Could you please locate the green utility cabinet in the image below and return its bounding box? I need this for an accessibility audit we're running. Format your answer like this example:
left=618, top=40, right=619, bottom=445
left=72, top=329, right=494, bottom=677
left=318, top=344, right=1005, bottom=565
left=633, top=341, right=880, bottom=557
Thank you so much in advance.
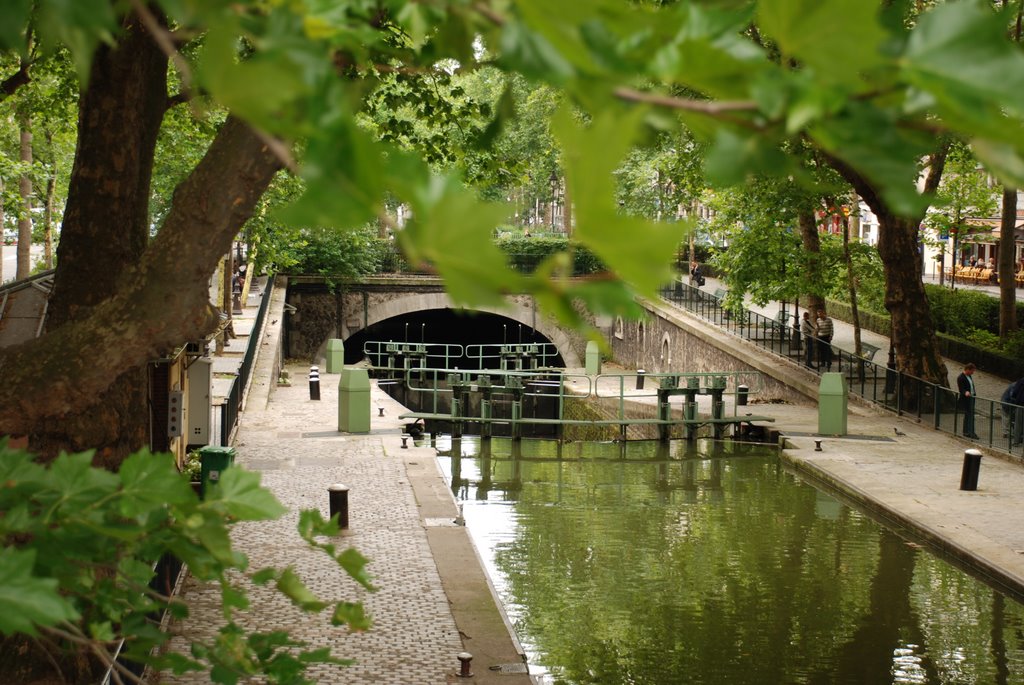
left=326, top=339, right=345, bottom=373
left=585, top=340, right=602, bottom=375
left=338, top=367, right=371, bottom=433
left=818, top=372, right=848, bottom=436
left=198, top=445, right=236, bottom=498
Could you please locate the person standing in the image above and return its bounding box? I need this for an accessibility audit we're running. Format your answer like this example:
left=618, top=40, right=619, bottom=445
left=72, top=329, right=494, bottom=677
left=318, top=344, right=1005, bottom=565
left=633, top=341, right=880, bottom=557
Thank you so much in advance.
left=800, top=311, right=816, bottom=368
left=1000, top=377, right=1024, bottom=445
left=690, top=261, right=705, bottom=286
left=957, top=362, right=979, bottom=439
left=815, top=308, right=834, bottom=371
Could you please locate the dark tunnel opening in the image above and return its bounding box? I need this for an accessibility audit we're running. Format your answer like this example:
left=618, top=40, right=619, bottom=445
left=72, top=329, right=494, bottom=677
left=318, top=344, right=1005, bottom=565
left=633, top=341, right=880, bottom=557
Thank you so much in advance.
left=343, top=308, right=565, bottom=370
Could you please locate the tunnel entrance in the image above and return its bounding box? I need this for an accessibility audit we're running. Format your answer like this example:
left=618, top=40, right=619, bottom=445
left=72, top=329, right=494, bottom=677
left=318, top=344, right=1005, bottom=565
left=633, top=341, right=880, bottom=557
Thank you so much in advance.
left=344, top=308, right=565, bottom=369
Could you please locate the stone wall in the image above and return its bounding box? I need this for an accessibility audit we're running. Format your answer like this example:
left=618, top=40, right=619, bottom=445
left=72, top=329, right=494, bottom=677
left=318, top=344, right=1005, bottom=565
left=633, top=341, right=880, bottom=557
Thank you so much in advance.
left=605, top=298, right=818, bottom=405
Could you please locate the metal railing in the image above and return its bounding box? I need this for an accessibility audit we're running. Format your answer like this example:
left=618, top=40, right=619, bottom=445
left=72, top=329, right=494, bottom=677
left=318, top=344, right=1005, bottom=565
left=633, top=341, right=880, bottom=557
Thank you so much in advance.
left=659, top=278, right=1024, bottom=456
left=219, top=277, right=275, bottom=445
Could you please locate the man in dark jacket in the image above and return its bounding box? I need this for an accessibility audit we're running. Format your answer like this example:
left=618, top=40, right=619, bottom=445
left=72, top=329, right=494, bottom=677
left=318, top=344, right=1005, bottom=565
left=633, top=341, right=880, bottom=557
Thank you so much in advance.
left=1000, top=377, right=1024, bottom=445
left=957, top=363, right=979, bottom=439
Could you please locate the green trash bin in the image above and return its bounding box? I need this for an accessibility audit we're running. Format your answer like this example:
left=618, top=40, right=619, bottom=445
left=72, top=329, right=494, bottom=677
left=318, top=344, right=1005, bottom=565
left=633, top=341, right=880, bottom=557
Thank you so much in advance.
left=338, top=367, right=371, bottom=433
left=199, top=445, right=236, bottom=498
left=326, top=339, right=344, bottom=373
left=818, top=372, right=848, bottom=436
left=585, top=340, right=602, bottom=375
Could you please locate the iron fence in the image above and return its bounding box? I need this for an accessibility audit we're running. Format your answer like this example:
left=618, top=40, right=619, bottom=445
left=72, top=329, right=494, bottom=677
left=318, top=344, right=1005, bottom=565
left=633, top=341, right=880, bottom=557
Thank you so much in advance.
left=219, top=277, right=275, bottom=445
left=659, top=278, right=1024, bottom=457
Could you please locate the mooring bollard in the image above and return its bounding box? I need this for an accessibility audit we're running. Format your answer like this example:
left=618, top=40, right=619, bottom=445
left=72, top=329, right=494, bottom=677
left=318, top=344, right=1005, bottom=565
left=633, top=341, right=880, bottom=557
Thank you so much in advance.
left=328, top=483, right=350, bottom=529
left=309, top=365, right=320, bottom=400
left=960, top=448, right=982, bottom=491
left=737, top=384, right=749, bottom=406
left=636, top=369, right=646, bottom=390
left=401, top=436, right=408, bottom=449
left=456, top=652, right=473, bottom=678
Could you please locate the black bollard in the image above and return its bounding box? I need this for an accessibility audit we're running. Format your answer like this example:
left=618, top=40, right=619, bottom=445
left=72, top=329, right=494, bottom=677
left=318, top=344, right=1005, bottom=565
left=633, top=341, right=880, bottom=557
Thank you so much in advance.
left=960, top=449, right=982, bottom=491
left=636, top=369, right=646, bottom=390
left=328, top=483, right=350, bottom=529
left=309, top=365, right=320, bottom=400
left=737, top=384, right=749, bottom=406
left=456, top=652, right=473, bottom=678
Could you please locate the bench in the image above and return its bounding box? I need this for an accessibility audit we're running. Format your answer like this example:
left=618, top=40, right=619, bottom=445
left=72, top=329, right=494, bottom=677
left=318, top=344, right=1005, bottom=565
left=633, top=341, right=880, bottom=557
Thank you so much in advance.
left=829, top=341, right=882, bottom=371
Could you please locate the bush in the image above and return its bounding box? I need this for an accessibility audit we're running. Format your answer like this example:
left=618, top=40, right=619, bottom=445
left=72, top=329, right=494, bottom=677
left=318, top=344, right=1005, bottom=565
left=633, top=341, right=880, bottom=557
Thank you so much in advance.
left=495, top=236, right=607, bottom=275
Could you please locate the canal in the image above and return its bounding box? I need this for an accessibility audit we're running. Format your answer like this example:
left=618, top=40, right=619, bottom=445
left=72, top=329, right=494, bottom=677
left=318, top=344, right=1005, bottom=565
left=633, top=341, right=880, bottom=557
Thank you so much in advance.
left=435, top=436, right=1024, bottom=684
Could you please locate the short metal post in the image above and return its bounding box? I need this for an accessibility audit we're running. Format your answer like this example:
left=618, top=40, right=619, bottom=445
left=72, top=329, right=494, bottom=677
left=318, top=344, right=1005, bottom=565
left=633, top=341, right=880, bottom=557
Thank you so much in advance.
left=457, top=652, right=473, bottom=678
left=737, top=384, right=749, bottom=406
left=328, top=483, right=350, bottom=529
left=378, top=406, right=384, bottom=417
left=636, top=369, right=646, bottom=390
left=401, top=437, right=408, bottom=449
left=309, top=365, right=320, bottom=400
left=960, top=449, right=982, bottom=491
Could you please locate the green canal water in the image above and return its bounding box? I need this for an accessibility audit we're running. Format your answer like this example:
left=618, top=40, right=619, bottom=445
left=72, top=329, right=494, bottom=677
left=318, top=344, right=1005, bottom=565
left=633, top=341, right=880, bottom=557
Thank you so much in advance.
left=435, top=436, right=1024, bottom=684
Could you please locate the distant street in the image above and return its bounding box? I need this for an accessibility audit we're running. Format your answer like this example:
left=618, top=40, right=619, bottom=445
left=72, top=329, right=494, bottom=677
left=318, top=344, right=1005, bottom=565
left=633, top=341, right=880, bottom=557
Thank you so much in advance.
left=1, top=244, right=46, bottom=284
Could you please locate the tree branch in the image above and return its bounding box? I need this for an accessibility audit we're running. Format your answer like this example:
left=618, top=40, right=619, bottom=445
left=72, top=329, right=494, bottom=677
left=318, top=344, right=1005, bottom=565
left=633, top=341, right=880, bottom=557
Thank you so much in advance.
left=0, top=117, right=283, bottom=436
left=0, top=62, right=32, bottom=99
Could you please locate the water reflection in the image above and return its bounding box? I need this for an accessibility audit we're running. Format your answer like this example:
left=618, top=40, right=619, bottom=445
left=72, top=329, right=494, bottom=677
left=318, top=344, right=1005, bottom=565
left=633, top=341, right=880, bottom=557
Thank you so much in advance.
left=436, top=437, right=1024, bottom=684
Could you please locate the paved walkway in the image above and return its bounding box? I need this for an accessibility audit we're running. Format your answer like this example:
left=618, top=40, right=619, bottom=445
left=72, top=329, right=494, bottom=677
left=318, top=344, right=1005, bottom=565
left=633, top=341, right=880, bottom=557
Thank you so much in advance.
left=158, top=282, right=530, bottom=685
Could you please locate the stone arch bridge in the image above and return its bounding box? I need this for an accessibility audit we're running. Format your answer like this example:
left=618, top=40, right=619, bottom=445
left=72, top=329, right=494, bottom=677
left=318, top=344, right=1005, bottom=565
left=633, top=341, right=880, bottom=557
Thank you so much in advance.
left=283, top=275, right=587, bottom=368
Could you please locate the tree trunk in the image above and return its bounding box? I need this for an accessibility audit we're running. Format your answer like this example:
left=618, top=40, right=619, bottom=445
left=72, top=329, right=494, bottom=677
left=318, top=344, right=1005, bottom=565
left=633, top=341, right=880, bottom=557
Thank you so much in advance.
left=42, top=129, right=56, bottom=269
left=797, top=210, right=825, bottom=314
left=841, top=213, right=862, bottom=355
left=16, top=113, right=32, bottom=279
left=829, top=152, right=949, bottom=385
left=999, top=188, right=1018, bottom=337
left=2, top=11, right=283, bottom=461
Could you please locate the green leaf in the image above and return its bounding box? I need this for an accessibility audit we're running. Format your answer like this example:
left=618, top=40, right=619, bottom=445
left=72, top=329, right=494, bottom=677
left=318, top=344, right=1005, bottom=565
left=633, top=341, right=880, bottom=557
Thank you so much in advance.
left=275, top=568, right=328, bottom=612
left=704, top=128, right=791, bottom=187
left=0, top=548, right=78, bottom=635
left=552, top=106, right=685, bottom=295
left=34, top=0, right=117, bottom=84
left=0, top=0, right=30, bottom=51
left=972, top=138, right=1024, bottom=190
left=758, top=0, right=885, bottom=86
left=47, top=450, right=120, bottom=508
left=210, top=468, right=287, bottom=521
left=396, top=173, right=522, bottom=307
left=118, top=449, right=194, bottom=517
left=336, top=548, right=376, bottom=591
left=331, top=601, right=372, bottom=631
left=903, top=2, right=1024, bottom=119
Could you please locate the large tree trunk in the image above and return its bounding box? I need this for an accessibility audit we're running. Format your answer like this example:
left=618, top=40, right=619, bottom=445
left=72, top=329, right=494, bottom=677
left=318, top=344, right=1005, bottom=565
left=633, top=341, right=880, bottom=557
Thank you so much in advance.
left=0, top=11, right=283, bottom=463
left=16, top=112, right=32, bottom=279
left=999, top=188, right=1018, bottom=337
left=829, top=153, right=949, bottom=385
left=29, top=11, right=169, bottom=464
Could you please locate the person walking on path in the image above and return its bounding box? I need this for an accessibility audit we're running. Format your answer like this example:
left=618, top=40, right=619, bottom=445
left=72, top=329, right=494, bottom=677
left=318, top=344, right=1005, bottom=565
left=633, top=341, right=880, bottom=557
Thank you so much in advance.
left=957, top=362, right=980, bottom=439
left=1000, top=377, right=1024, bottom=445
left=800, top=311, right=816, bottom=369
left=815, top=308, right=834, bottom=371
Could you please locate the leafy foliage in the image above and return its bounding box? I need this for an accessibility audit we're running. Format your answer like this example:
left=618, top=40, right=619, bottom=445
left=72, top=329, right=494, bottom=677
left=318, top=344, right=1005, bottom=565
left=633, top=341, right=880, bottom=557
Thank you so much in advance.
left=0, top=441, right=373, bottom=683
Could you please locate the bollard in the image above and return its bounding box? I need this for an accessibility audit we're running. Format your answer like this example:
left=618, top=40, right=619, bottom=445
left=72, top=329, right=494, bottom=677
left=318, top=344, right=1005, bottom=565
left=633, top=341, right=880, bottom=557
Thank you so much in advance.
left=328, top=483, right=350, bottom=529
left=960, top=449, right=982, bottom=491
left=378, top=406, right=385, bottom=417
left=309, top=365, right=321, bottom=400
left=636, top=369, right=646, bottom=390
left=814, top=440, right=822, bottom=452
left=401, top=436, right=408, bottom=449
left=737, top=384, right=749, bottom=406
left=456, top=652, right=473, bottom=678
